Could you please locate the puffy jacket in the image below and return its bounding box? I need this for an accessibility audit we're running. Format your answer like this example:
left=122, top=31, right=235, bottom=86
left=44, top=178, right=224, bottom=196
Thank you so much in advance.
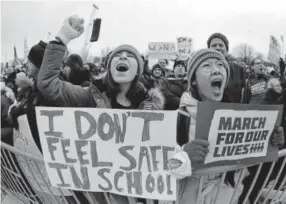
left=223, top=57, right=250, bottom=103
left=38, top=43, right=165, bottom=110
left=167, top=78, right=188, bottom=99
left=37, top=43, right=169, bottom=204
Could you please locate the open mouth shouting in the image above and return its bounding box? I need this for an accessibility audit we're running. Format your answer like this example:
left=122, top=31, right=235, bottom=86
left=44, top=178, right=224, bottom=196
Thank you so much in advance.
left=210, top=76, right=223, bottom=94
left=116, top=63, right=129, bottom=72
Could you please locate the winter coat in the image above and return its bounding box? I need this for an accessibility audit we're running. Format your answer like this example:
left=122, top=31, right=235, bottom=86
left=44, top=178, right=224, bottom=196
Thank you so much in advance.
left=176, top=92, right=246, bottom=204
left=139, top=74, right=180, bottom=110
left=223, top=57, right=250, bottom=103
left=167, top=78, right=188, bottom=99
left=239, top=83, right=285, bottom=204
left=38, top=44, right=165, bottom=110
left=1, top=82, right=41, bottom=203
left=9, top=74, right=56, bottom=153
left=37, top=43, right=168, bottom=204
left=1, top=83, right=15, bottom=144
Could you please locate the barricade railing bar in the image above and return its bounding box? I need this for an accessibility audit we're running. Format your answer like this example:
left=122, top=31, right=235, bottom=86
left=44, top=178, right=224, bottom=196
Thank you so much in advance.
left=1, top=142, right=286, bottom=204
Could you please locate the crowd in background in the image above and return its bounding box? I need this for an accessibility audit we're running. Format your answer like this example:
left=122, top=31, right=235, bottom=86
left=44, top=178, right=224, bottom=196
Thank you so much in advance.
left=1, top=15, right=286, bottom=204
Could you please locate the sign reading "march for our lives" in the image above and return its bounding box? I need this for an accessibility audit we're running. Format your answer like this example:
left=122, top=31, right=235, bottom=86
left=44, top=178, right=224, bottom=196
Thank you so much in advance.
left=35, top=107, right=178, bottom=201
left=194, top=102, right=283, bottom=168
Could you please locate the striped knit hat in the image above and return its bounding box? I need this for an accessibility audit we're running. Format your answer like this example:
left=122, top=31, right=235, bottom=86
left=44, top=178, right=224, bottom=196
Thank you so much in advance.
left=187, top=49, right=230, bottom=89
left=106, top=45, right=144, bottom=76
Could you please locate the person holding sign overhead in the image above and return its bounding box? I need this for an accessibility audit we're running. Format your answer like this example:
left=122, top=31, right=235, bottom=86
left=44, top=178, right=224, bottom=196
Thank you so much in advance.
left=37, top=15, right=178, bottom=204
left=167, top=49, right=284, bottom=204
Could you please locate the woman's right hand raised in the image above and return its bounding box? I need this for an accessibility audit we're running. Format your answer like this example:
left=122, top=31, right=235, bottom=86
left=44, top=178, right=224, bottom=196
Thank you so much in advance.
left=56, top=15, right=85, bottom=46
left=183, top=139, right=209, bottom=165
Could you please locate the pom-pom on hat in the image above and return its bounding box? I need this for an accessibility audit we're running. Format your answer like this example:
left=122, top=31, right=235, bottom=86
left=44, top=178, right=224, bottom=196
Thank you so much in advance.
left=187, top=49, right=230, bottom=89
left=28, top=41, right=47, bottom=68
left=106, top=45, right=143, bottom=76
left=207, top=33, right=229, bottom=52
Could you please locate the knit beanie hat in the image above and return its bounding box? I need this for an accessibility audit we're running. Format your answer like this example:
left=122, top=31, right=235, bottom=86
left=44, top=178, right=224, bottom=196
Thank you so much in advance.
left=66, top=54, right=83, bottom=72
left=151, top=63, right=165, bottom=77
left=207, top=33, right=229, bottom=52
left=187, top=49, right=230, bottom=89
left=106, top=45, right=143, bottom=76
left=173, top=60, right=187, bottom=71
left=28, top=41, right=47, bottom=68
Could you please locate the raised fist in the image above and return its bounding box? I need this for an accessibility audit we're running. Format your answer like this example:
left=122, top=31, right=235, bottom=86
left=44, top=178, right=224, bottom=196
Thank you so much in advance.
left=56, top=15, right=85, bottom=45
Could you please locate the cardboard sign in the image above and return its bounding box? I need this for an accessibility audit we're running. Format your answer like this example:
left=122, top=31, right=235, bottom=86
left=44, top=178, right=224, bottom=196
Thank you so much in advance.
left=268, top=35, right=281, bottom=65
left=195, top=102, right=283, bottom=169
left=13, top=115, right=71, bottom=197
left=35, top=107, right=178, bottom=201
left=148, top=42, right=176, bottom=60
left=177, top=37, right=192, bottom=60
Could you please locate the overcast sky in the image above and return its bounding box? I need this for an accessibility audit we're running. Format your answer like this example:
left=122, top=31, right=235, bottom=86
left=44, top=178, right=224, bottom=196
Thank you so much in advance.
left=1, top=0, right=286, bottom=61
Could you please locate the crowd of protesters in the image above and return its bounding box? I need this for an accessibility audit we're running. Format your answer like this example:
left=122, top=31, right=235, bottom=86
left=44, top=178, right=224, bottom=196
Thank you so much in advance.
left=1, top=15, right=286, bottom=204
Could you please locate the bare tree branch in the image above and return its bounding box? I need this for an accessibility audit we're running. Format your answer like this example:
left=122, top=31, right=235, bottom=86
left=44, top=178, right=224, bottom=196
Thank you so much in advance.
left=231, top=43, right=256, bottom=65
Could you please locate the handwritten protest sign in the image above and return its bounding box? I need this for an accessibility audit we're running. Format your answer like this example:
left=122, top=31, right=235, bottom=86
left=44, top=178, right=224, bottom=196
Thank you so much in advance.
left=177, top=37, right=192, bottom=60
left=194, top=102, right=283, bottom=169
left=148, top=42, right=176, bottom=60
left=35, top=107, right=178, bottom=201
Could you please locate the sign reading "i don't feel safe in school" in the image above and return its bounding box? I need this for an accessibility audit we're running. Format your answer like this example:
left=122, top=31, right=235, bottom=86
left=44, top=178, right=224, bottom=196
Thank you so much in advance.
left=194, top=102, right=283, bottom=169
left=35, top=107, right=178, bottom=201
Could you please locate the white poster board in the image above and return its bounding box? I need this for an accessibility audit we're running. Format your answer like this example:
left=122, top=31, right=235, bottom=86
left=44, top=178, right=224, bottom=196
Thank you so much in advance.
left=148, top=42, right=177, bottom=60
left=176, top=37, right=192, bottom=60
left=204, top=110, right=278, bottom=164
left=35, top=107, right=178, bottom=201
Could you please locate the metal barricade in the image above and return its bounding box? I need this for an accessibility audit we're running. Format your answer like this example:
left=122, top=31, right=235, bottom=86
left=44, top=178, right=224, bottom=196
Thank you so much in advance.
left=193, top=149, right=286, bottom=204
left=1, top=142, right=102, bottom=204
left=1, top=141, right=286, bottom=204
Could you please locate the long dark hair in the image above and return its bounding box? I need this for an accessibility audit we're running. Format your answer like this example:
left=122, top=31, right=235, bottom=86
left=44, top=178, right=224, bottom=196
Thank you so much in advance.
left=104, top=70, right=147, bottom=108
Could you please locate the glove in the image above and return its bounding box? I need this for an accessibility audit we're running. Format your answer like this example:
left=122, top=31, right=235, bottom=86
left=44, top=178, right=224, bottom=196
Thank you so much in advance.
left=271, top=126, right=285, bottom=148
left=56, top=15, right=85, bottom=45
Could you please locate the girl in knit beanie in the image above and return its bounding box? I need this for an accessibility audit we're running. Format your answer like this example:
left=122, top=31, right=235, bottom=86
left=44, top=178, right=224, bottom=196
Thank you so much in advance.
left=185, top=49, right=230, bottom=102
left=37, top=16, right=168, bottom=204
left=168, top=49, right=242, bottom=204
left=168, top=49, right=284, bottom=204
left=104, top=44, right=153, bottom=109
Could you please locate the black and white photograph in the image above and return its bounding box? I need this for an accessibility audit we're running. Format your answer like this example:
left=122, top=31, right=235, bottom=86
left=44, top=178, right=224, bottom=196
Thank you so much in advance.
left=1, top=1, right=286, bottom=204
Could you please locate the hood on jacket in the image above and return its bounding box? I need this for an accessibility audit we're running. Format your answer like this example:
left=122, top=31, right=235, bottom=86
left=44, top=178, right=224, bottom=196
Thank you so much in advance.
left=179, top=91, right=198, bottom=117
